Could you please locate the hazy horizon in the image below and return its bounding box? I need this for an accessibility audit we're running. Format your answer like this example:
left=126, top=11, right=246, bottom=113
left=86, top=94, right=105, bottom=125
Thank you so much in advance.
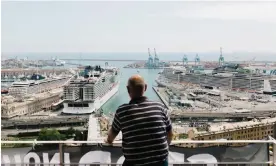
left=2, top=51, right=276, bottom=62
left=2, top=1, right=276, bottom=54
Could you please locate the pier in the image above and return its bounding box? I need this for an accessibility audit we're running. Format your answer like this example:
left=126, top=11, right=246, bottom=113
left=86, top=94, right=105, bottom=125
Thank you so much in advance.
left=152, top=86, right=276, bottom=119
left=87, top=114, right=100, bottom=141
left=152, top=86, right=169, bottom=109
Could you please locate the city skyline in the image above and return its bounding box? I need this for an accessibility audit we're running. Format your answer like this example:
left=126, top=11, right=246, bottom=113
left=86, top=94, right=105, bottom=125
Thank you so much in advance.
left=2, top=1, right=276, bottom=53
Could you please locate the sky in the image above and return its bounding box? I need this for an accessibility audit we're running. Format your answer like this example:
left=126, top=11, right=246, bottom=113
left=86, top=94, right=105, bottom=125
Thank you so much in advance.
left=2, top=1, right=276, bottom=54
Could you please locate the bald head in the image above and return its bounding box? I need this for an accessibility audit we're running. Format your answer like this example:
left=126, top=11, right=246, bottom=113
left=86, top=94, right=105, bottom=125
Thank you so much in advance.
left=127, top=75, right=147, bottom=99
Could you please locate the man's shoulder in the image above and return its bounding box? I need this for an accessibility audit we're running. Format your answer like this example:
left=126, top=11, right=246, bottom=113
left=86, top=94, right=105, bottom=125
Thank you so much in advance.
left=115, top=101, right=165, bottom=112
left=115, top=103, right=131, bottom=113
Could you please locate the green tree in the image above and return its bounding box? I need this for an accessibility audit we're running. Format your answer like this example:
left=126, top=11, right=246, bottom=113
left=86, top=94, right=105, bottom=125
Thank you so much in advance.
left=74, top=130, right=86, bottom=141
left=38, top=128, right=66, bottom=141
left=178, top=133, right=188, bottom=139
left=64, top=127, right=76, bottom=139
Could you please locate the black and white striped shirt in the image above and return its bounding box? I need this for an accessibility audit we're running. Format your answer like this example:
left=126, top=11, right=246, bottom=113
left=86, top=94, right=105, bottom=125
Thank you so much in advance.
left=111, top=96, right=172, bottom=165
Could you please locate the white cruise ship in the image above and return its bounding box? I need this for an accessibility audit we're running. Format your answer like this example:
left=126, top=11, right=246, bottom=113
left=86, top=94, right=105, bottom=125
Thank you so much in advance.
left=9, top=75, right=71, bottom=96
left=62, top=65, right=119, bottom=114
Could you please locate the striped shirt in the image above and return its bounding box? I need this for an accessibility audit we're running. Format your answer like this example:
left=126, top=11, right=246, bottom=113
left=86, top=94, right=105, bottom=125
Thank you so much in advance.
left=111, top=96, right=172, bottom=165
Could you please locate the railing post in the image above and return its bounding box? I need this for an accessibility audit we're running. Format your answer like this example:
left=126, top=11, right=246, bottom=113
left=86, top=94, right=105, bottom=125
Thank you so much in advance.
left=59, top=143, right=64, bottom=166
left=273, top=142, right=276, bottom=166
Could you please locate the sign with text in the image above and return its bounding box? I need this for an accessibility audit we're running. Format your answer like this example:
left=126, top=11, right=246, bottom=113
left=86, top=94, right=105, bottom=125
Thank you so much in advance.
left=1, top=143, right=269, bottom=166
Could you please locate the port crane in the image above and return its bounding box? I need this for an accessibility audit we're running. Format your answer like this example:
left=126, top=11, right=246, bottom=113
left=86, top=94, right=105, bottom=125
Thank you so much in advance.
left=218, top=47, right=224, bottom=66
left=194, top=54, right=200, bottom=66
left=183, top=55, right=188, bottom=66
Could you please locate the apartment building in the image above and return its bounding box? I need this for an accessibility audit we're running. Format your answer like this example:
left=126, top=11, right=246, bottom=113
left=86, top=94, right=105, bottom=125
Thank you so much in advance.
left=176, top=117, right=276, bottom=148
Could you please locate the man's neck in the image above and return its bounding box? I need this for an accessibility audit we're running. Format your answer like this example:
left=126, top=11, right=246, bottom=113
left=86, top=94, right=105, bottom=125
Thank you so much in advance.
left=129, top=96, right=147, bottom=104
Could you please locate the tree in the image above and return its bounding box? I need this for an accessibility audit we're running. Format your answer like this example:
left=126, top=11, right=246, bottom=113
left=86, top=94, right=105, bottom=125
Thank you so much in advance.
left=38, top=128, right=66, bottom=141
left=64, top=127, right=76, bottom=139
left=74, top=130, right=86, bottom=141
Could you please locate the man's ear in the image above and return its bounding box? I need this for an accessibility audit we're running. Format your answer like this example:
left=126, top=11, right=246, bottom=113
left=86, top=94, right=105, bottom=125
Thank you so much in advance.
left=144, top=84, right=147, bottom=92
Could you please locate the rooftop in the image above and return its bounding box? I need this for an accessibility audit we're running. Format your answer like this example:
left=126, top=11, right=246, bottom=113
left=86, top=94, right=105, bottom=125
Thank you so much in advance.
left=1, top=88, right=63, bottom=108
left=192, top=117, right=276, bottom=135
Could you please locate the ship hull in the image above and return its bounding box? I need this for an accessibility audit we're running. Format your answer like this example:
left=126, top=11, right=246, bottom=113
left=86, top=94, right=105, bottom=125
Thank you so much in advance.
left=62, top=82, right=119, bottom=114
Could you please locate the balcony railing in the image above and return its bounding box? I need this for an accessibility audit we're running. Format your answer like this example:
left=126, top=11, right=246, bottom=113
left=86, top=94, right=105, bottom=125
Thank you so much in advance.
left=1, top=140, right=276, bottom=166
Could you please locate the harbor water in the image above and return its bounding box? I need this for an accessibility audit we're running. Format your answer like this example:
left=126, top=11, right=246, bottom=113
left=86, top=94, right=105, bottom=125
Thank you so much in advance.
left=67, top=60, right=162, bottom=114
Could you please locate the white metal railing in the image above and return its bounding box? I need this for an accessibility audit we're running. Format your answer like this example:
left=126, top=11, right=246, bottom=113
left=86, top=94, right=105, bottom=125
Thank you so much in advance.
left=1, top=139, right=276, bottom=144
left=1, top=140, right=276, bottom=165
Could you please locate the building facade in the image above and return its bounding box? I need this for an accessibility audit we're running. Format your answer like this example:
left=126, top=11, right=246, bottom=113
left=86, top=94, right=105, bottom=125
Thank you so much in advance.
left=182, top=117, right=276, bottom=148
left=1, top=89, right=62, bottom=119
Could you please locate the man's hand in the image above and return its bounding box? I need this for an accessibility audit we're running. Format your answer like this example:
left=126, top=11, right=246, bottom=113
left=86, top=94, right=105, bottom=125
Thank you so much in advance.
left=106, top=128, right=118, bottom=145
left=105, top=137, right=113, bottom=145
left=167, top=129, right=174, bottom=145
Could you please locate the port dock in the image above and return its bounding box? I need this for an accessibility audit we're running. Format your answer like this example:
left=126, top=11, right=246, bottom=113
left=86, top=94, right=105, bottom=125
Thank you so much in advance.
left=87, top=114, right=101, bottom=141
left=152, top=86, right=169, bottom=109
left=152, top=84, right=276, bottom=119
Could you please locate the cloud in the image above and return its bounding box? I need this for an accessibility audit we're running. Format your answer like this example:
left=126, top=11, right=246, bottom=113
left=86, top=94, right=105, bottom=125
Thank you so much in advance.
left=150, top=2, right=276, bottom=23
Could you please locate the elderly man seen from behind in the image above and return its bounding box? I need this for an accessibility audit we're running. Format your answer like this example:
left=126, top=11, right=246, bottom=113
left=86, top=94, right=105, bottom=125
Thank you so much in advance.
left=106, top=74, right=173, bottom=166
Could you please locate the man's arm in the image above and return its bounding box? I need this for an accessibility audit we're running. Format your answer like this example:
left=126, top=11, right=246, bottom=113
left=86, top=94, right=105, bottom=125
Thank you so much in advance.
left=167, top=129, right=173, bottom=145
left=164, top=107, right=173, bottom=145
left=106, top=112, right=121, bottom=144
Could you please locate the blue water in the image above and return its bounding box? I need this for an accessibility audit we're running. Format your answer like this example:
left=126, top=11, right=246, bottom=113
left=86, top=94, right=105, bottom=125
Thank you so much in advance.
left=69, top=61, right=162, bottom=113
left=102, top=68, right=162, bottom=114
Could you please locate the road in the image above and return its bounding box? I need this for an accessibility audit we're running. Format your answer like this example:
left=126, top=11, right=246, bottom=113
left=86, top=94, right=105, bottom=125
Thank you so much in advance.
left=1, top=126, right=87, bottom=136
left=1, top=116, right=89, bottom=128
left=170, top=111, right=275, bottom=119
